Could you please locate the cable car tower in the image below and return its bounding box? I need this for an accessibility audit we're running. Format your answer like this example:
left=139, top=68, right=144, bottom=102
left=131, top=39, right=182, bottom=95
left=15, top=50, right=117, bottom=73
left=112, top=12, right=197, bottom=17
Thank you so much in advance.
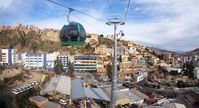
left=106, top=18, right=124, bottom=108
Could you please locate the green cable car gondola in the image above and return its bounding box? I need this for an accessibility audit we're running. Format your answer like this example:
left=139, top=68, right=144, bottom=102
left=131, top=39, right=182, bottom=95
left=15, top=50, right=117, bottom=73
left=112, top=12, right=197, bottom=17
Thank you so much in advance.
left=60, top=22, right=86, bottom=46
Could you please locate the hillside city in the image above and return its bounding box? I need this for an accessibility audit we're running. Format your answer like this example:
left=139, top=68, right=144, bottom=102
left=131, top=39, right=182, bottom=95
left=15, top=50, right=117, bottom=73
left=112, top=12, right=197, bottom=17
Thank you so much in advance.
left=0, top=23, right=199, bottom=108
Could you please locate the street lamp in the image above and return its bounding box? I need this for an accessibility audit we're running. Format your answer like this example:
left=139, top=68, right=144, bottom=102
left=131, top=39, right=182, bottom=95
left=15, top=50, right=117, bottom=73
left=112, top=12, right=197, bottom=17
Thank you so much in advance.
left=106, top=17, right=124, bottom=108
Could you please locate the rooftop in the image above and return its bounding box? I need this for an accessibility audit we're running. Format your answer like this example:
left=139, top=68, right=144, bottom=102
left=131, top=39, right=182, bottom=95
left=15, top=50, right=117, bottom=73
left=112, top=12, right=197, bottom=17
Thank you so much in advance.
left=41, top=75, right=71, bottom=95
left=70, top=79, right=85, bottom=100
left=84, top=88, right=110, bottom=101
left=29, top=95, right=48, bottom=102
left=70, top=79, right=110, bottom=101
left=42, top=101, right=60, bottom=108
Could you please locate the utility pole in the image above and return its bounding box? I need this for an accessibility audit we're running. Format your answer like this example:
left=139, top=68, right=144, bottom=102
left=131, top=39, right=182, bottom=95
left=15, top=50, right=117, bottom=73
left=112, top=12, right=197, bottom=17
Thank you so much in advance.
left=106, top=18, right=124, bottom=108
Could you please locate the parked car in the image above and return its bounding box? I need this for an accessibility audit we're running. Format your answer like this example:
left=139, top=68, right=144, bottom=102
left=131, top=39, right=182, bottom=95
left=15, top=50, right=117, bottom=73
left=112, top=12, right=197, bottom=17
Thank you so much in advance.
left=123, top=83, right=130, bottom=88
left=59, top=99, right=67, bottom=105
left=32, top=81, right=39, bottom=85
left=12, top=83, right=33, bottom=94
left=12, top=89, right=19, bottom=94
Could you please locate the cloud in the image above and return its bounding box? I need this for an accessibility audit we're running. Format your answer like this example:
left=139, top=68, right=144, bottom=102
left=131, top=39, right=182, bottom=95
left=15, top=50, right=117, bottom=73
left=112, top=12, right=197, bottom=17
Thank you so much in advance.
left=1, top=0, right=199, bottom=51
left=121, top=0, right=199, bottom=51
left=0, top=0, right=13, bottom=10
left=25, top=8, right=112, bottom=35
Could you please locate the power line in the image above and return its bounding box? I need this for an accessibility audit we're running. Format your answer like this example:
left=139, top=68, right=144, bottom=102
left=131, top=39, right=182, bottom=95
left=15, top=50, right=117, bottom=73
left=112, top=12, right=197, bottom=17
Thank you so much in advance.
left=105, top=0, right=116, bottom=17
left=124, top=0, right=131, bottom=23
left=46, top=0, right=106, bottom=23
left=71, top=15, right=106, bottom=35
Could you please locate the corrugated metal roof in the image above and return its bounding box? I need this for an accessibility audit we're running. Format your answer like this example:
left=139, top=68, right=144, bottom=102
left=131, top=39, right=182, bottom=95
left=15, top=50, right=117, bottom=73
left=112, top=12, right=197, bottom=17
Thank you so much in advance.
left=84, top=88, right=110, bottom=101
left=102, top=86, right=147, bottom=104
left=70, top=79, right=110, bottom=101
left=42, top=101, right=60, bottom=108
left=41, top=76, right=71, bottom=95
left=70, top=79, right=85, bottom=100
left=30, top=95, right=47, bottom=102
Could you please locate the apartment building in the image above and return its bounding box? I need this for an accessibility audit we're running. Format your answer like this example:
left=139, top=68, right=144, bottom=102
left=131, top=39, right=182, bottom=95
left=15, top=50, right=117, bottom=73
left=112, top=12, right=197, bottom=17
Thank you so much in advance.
left=14, top=52, right=26, bottom=65
left=45, top=52, right=60, bottom=71
left=1, top=48, right=17, bottom=65
left=74, top=55, right=97, bottom=72
left=94, top=45, right=113, bottom=56
left=117, top=46, right=129, bottom=56
left=25, top=53, right=45, bottom=70
left=57, top=54, right=68, bottom=71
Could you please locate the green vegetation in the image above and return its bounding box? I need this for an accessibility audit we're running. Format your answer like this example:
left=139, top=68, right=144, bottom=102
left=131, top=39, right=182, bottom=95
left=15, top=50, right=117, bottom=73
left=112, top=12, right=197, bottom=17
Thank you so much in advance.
left=177, top=80, right=198, bottom=88
left=0, top=94, right=15, bottom=108
left=39, top=40, right=62, bottom=53
left=0, top=88, right=39, bottom=108
left=15, top=88, right=39, bottom=108
left=98, top=37, right=114, bottom=48
left=0, top=28, right=117, bottom=55
left=0, top=73, right=24, bottom=91
left=4, top=73, right=24, bottom=85
left=183, top=61, right=195, bottom=79
left=169, top=70, right=178, bottom=76
left=177, top=80, right=186, bottom=88
left=0, top=65, right=5, bottom=73
left=54, top=58, right=64, bottom=74
left=0, top=29, right=42, bottom=52
left=67, top=61, right=74, bottom=77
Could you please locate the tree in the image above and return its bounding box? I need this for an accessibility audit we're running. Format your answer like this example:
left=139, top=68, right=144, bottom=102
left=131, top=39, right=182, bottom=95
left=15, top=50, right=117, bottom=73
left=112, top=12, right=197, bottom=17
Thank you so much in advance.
left=183, top=61, right=195, bottom=79
left=54, top=58, right=64, bottom=75
left=170, top=70, right=178, bottom=76
left=67, top=61, right=74, bottom=77
left=177, top=80, right=186, bottom=88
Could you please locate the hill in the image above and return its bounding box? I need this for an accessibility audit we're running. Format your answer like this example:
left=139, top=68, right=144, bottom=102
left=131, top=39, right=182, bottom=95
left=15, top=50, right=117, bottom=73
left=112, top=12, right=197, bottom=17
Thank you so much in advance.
left=183, top=48, right=199, bottom=56
left=0, top=25, right=60, bottom=52
left=0, top=24, right=114, bottom=55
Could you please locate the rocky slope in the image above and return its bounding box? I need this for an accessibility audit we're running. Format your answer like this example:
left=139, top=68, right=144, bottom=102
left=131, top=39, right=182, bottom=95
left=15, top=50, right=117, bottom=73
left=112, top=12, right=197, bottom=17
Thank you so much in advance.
left=0, top=24, right=61, bottom=52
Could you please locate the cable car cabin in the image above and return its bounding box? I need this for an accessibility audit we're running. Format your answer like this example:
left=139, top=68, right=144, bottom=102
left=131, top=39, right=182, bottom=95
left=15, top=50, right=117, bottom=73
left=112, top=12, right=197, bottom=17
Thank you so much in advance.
left=60, top=22, right=86, bottom=46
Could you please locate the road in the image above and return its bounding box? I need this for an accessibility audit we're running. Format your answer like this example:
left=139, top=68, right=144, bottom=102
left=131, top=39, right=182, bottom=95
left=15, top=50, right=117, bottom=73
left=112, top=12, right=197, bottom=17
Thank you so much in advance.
left=175, top=94, right=193, bottom=108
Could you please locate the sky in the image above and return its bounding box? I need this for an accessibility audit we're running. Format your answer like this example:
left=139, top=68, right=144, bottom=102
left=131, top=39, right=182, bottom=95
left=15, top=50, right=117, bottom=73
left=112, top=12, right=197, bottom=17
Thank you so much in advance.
left=0, top=0, right=199, bottom=51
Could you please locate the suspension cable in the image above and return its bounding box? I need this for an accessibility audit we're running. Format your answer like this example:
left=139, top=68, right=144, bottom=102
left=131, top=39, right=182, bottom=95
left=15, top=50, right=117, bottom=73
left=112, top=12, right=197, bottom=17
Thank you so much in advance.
left=47, top=0, right=106, bottom=23
left=72, top=15, right=106, bottom=35
left=124, top=0, right=131, bottom=23
left=105, top=0, right=116, bottom=17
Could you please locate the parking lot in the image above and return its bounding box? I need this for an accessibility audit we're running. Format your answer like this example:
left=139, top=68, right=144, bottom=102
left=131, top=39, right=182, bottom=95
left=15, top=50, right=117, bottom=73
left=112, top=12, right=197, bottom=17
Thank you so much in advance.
left=12, top=81, right=39, bottom=95
left=0, top=71, right=43, bottom=97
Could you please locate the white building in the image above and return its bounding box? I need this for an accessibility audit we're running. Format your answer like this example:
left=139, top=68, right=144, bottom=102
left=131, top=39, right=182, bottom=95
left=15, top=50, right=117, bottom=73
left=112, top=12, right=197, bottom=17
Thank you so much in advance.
left=25, top=53, right=45, bottom=70
left=194, top=67, right=199, bottom=79
left=14, top=52, right=26, bottom=65
left=1, top=48, right=17, bottom=65
left=134, top=72, right=144, bottom=82
left=45, top=52, right=60, bottom=71
left=58, top=54, right=69, bottom=72
left=24, top=52, right=69, bottom=72
left=128, top=46, right=138, bottom=54
left=166, top=67, right=182, bottom=73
